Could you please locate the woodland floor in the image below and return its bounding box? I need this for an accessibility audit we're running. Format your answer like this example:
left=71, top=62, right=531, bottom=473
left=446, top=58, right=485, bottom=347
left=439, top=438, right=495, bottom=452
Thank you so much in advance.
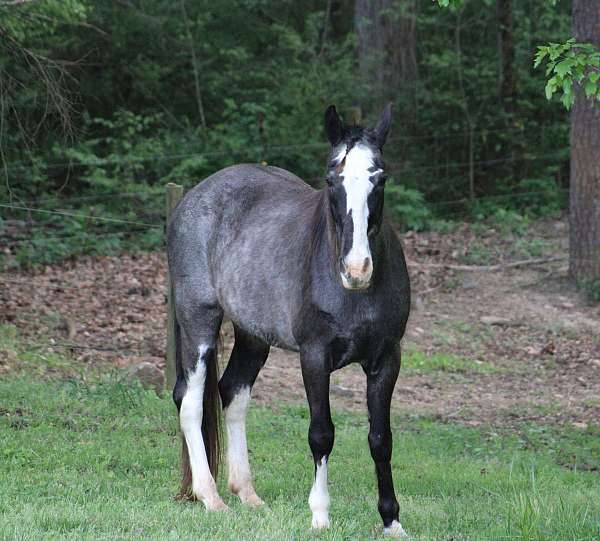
left=1, top=216, right=599, bottom=429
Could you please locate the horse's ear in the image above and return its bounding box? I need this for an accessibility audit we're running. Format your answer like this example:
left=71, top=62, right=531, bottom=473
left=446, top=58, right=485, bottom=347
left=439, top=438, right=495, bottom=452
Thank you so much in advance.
left=374, top=103, right=393, bottom=149
left=324, top=105, right=344, bottom=146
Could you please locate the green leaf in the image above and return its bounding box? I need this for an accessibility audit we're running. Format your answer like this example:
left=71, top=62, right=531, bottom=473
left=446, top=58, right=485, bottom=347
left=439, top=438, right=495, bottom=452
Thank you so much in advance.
left=561, top=92, right=574, bottom=109
left=555, top=59, right=575, bottom=78
left=584, top=80, right=597, bottom=98
left=545, top=80, right=557, bottom=101
left=534, top=49, right=548, bottom=69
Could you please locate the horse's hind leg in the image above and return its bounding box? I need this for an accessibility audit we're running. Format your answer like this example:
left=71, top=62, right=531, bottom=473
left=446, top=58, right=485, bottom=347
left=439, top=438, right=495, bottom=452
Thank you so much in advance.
left=218, top=325, right=269, bottom=506
left=173, top=297, right=227, bottom=511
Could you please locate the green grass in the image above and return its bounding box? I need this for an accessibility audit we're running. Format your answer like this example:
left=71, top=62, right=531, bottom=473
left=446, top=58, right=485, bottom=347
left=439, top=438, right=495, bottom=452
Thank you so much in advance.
left=1, top=334, right=600, bottom=540
left=402, top=350, right=500, bottom=374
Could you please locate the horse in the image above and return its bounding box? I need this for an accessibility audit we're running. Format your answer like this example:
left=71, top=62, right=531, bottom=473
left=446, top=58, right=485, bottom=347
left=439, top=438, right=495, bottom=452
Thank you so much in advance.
left=166, top=103, right=411, bottom=537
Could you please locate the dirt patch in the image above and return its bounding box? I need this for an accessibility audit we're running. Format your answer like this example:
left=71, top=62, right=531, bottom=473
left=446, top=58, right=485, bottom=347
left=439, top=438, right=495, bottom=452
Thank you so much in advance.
left=1, top=217, right=599, bottom=427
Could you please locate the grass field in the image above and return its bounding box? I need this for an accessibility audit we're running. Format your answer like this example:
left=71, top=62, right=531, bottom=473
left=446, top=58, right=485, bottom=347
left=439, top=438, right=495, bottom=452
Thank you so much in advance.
left=1, top=330, right=600, bottom=540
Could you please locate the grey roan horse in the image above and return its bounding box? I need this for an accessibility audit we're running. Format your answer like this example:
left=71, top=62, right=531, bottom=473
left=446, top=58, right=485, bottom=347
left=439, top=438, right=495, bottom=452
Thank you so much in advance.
left=167, top=104, right=410, bottom=537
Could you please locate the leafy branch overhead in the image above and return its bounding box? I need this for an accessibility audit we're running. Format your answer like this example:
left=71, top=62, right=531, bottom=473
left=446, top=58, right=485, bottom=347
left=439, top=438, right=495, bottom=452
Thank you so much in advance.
left=434, top=0, right=600, bottom=109
left=534, top=39, right=600, bottom=109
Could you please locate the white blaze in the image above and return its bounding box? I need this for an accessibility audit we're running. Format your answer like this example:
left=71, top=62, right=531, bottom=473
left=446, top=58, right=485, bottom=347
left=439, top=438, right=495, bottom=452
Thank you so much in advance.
left=309, top=456, right=330, bottom=529
left=179, top=344, right=224, bottom=510
left=340, top=145, right=379, bottom=274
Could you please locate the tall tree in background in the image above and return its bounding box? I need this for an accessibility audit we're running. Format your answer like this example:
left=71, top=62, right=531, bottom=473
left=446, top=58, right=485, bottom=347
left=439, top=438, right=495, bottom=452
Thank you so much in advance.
left=355, top=0, right=417, bottom=107
left=569, top=0, right=600, bottom=285
left=497, top=0, right=515, bottom=115
left=497, top=0, right=518, bottom=183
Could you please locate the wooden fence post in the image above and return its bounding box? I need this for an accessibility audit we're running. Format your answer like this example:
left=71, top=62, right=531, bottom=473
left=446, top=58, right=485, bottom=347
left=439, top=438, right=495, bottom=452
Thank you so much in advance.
left=166, top=183, right=183, bottom=392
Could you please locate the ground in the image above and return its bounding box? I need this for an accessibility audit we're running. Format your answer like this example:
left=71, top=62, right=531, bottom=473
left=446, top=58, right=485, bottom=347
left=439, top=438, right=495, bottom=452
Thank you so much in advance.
left=1, top=346, right=600, bottom=540
left=2, top=216, right=599, bottom=429
left=1, top=216, right=600, bottom=540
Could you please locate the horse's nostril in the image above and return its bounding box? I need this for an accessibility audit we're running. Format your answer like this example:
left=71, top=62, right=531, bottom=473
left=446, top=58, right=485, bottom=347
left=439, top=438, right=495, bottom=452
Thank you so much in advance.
left=362, top=258, right=371, bottom=273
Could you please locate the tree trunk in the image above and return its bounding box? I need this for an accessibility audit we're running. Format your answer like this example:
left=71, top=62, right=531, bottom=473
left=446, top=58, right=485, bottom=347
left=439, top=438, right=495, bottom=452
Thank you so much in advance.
left=355, top=0, right=417, bottom=106
left=569, top=1, right=600, bottom=284
left=497, top=0, right=515, bottom=115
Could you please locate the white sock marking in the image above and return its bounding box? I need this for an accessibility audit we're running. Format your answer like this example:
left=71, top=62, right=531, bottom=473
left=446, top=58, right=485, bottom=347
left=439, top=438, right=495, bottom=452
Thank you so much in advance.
left=309, top=456, right=330, bottom=529
left=179, top=344, right=223, bottom=509
left=384, top=520, right=408, bottom=538
left=340, top=145, right=375, bottom=271
left=225, top=386, right=262, bottom=505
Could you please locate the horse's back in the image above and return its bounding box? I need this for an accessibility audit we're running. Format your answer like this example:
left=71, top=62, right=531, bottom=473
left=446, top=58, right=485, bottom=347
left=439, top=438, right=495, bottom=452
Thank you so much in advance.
left=167, top=164, right=317, bottom=348
left=169, top=163, right=311, bottom=244
left=188, top=163, right=311, bottom=205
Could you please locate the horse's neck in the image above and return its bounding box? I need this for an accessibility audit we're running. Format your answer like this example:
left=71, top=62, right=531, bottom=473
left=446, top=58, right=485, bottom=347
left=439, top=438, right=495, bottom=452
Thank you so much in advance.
left=309, top=191, right=337, bottom=276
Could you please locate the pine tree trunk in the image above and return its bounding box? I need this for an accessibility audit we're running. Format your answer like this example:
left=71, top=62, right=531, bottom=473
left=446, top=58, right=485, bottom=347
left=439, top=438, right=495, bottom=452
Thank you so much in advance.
left=569, top=1, right=600, bottom=284
left=355, top=0, right=417, bottom=106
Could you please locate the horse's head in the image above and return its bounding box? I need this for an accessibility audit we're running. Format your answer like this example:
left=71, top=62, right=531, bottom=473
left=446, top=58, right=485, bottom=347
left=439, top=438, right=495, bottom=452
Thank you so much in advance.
left=324, top=104, right=392, bottom=290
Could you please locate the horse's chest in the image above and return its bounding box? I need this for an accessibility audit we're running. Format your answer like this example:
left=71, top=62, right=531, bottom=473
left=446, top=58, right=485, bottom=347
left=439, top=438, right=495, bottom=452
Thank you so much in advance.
left=326, top=311, right=390, bottom=370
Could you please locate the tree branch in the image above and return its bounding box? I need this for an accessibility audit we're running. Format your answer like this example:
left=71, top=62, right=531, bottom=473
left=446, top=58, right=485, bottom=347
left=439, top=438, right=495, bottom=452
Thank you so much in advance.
left=407, top=256, right=567, bottom=272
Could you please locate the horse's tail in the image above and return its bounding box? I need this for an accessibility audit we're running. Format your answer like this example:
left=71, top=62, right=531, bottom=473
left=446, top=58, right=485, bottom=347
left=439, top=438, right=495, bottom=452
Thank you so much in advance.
left=201, top=341, right=221, bottom=479
left=176, top=314, right=222, bottom=499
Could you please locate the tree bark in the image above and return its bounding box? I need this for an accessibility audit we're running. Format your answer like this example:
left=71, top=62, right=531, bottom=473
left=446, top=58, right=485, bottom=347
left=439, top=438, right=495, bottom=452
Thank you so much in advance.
left=355, top=0, right=417, bottom=106
left=569, top=1, right=600, bottom=284
left=497, top=0, right=515, bottom=115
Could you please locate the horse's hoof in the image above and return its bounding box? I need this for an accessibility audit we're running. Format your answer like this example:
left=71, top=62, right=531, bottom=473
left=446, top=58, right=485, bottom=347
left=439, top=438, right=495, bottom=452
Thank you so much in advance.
left=242, top=493, right=265, bottom=507
left=311, top=513, right=330, bottom=529
left=383, top=520, right=408, bottom=538
left=204, top=497, right=230, bottom=512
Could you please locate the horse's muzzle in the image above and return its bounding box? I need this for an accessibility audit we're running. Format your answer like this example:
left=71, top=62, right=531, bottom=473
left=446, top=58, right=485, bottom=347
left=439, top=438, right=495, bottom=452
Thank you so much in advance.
left=340, top=257, right=373, bottom=290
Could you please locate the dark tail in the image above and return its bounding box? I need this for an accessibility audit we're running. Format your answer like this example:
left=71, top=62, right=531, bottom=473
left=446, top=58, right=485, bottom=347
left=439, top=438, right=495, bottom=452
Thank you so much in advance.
left=201, top=347, right=221, bottom=479
left=175, top=316, right=222, bottom=499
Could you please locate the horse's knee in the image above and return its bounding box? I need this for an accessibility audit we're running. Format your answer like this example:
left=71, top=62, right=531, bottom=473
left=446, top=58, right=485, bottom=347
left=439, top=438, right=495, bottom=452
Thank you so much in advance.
left=368, top=430, right=392, bottom=463
left=173, top=375, right=187, bottom=412
left=308, top=420, right=335, bottom=460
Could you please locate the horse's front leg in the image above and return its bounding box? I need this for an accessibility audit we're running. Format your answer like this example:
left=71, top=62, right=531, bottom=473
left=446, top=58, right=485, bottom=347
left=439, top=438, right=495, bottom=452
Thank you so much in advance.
left=300, top=345, right=334, bottom=530
left=366, top=350, right=407, bottom=538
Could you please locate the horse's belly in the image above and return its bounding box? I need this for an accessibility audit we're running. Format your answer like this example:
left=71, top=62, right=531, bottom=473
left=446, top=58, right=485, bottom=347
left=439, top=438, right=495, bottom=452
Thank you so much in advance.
left=215, top=274, right=300, bottom=351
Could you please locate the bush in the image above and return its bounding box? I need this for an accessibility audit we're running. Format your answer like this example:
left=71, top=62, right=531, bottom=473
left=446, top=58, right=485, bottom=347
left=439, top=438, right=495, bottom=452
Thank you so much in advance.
left=386, top=184, right=432, bottom=231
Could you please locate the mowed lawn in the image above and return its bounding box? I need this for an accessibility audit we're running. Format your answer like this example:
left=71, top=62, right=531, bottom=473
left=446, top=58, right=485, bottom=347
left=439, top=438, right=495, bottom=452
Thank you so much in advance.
left=1, top=339, right=599, bottom=540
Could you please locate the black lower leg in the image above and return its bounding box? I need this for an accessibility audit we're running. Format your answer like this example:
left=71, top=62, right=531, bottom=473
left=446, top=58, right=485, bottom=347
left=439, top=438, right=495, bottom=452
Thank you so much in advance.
left=366, top=354, right=401, bottom=528
left=301, top=348, right=335, bottom=463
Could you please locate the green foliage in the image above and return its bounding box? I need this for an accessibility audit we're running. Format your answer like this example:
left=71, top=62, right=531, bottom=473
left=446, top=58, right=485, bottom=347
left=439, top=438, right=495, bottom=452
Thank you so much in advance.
left=386, top=184, right=432, bottom=231
left=580, top=279, right=600, bottom=304
left=535, top=38, right=600, bottom=108
left=433, top=0, right=463, bottom=7
left=0, top=0, right=577, bottom=267
left=435, top=0, right=600, bottom=111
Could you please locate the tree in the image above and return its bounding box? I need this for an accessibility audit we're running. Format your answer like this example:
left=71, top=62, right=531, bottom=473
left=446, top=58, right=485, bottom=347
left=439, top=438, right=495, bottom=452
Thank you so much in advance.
left=355, top=0, right=418, bottom=107
left=497, top=0, right=515, bottom=115
left=437, top=0, right=600, bottom=290
left=569, top=1, right=600, bottom=285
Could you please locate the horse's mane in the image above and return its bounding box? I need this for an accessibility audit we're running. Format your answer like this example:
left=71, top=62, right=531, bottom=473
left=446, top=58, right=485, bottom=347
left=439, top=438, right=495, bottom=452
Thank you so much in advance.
left=308, top=188, right=339, bottom=273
